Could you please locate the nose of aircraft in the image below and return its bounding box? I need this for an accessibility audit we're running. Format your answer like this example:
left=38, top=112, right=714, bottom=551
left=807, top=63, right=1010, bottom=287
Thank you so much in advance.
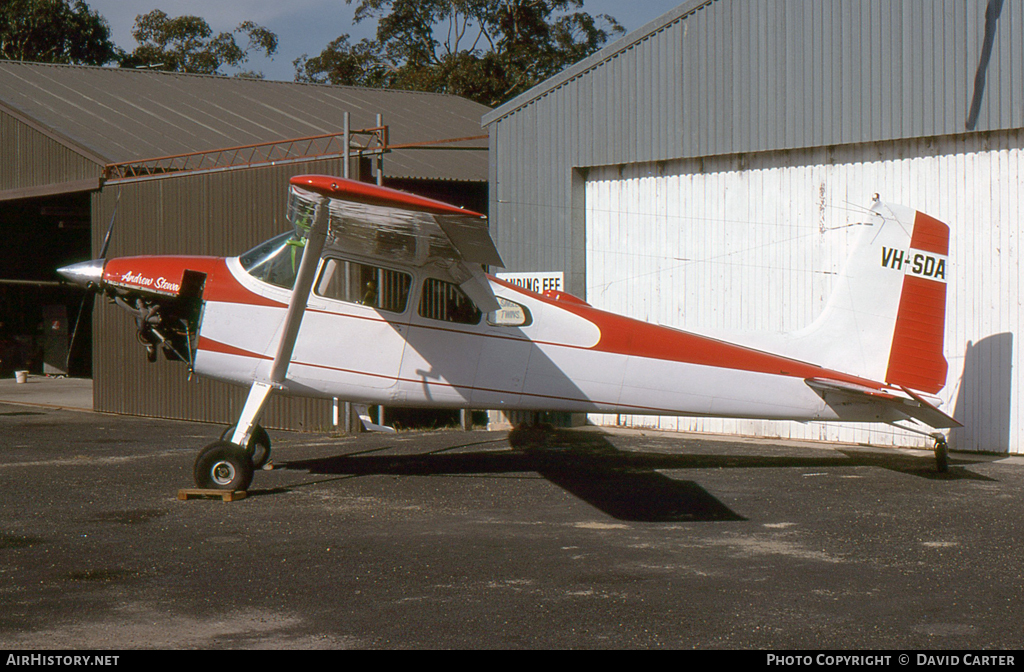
left=57, top=259, right=105, bottom=289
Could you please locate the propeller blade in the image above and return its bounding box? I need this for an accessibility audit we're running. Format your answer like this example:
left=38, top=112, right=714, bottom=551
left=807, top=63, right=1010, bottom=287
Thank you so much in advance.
left=97, top=189, right=120, bottom=260
left=65, top=291, right=91, bottom=374
left=62, top=187, right=119, bottom=375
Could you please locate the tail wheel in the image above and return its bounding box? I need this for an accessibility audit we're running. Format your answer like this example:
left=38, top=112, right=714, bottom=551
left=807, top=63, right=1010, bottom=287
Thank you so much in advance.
left=220, top=424, right=272, bottom=470
left=194, top=441, right=254, bottom=491
left=935, top=437, right=949, bottom=473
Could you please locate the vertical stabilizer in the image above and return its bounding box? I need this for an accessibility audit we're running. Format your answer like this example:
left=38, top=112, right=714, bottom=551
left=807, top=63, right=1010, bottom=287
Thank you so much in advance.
left=777, top=200, right=950, bottom=393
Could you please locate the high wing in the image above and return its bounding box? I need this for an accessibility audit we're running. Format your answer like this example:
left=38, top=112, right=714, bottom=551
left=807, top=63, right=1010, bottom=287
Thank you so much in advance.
left=288, top=175, right=503, bottom=311
left=226, top=175, right=505, bottom=451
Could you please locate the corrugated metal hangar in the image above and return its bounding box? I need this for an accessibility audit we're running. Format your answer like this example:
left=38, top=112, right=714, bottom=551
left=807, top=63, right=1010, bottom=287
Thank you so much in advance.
left=484, top=0, right=1024, bottom=452
left=0, top=61, right=489, bottom=430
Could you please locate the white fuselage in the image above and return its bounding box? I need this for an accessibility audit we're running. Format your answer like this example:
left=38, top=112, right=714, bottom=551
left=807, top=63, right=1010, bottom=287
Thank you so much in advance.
left=192, top=256, right=857, bottom=423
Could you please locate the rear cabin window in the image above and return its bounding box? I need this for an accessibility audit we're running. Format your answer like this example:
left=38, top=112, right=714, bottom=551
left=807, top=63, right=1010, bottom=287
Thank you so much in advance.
left=315, top=259, right=412, bottom=313
left=418, top=278, right=481, bottom=325
left=487, top=297, right=532, bottom=327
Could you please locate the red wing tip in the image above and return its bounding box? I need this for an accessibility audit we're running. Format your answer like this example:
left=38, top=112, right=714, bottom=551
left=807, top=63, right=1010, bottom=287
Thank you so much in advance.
left=290, top=174, right=485, bottom=218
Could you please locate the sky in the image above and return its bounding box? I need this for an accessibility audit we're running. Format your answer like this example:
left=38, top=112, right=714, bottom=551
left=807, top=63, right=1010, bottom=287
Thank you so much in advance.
left=85, top=0, right=685, bottom=82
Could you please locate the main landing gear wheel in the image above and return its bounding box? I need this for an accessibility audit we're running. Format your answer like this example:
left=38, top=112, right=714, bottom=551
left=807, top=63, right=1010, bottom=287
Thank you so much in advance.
left=194, top=441, right=254, bottom=491
left=220, top=424, right=272, bottom=470
left=934, top=436, right=949, bottom=474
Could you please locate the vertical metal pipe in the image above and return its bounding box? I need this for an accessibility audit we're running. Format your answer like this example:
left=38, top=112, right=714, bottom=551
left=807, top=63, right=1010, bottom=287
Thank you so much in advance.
left=376, top=113, right=384, bottom=186
left=343, top=112, right=350, bottom=179
left=374, top=113, right=384, bottom=424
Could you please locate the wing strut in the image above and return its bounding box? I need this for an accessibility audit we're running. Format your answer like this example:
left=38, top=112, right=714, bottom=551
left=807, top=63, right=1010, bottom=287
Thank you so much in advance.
left=229, top=196, right=330, bottom=447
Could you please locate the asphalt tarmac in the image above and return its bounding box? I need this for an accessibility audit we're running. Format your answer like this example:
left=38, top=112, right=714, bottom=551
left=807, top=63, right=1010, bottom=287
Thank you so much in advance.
left=0, top=397, right=1022, bottom=650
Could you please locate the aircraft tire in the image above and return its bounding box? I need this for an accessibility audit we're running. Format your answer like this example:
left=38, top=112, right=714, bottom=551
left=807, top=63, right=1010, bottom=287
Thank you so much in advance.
left=194, top=441, right=254, bottom=491
left=935, top=438, right=949, bottom=473
left=220, top=424, right=272, bottom=470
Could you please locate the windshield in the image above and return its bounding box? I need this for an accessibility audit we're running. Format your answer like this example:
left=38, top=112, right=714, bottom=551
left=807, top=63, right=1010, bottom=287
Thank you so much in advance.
left=239, top=232, right=306, bottom=289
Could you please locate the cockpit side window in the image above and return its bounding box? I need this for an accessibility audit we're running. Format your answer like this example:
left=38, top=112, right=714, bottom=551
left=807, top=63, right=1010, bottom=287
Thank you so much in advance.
left=418, top=278, right=481, bottom=325
left=239, top=232, right=306, bottom=289
left=315, top=258, right=412, bottom=313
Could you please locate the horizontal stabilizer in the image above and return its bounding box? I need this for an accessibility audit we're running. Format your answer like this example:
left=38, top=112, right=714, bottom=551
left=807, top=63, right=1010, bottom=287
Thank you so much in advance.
left=806, top=378, right=961, bottom=430
left=898, top=385, right=962, bottom=429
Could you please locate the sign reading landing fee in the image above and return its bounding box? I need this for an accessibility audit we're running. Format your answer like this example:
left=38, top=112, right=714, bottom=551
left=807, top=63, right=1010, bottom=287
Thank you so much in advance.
left=495, top=272, right=564, bottom=294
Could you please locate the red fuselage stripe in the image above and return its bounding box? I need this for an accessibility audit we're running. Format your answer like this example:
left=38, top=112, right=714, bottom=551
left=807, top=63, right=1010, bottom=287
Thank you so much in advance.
left=489, top=278, right=887, bottom=390
left=198, top=337, right=270, bottom=360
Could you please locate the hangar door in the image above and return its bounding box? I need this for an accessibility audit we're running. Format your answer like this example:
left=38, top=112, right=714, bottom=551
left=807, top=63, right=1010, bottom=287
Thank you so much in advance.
left=584, top=131, right=1024, bottom=453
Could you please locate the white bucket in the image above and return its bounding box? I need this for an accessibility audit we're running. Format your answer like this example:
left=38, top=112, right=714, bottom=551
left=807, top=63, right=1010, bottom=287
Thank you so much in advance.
left=14, top=370, right=27, bottom=384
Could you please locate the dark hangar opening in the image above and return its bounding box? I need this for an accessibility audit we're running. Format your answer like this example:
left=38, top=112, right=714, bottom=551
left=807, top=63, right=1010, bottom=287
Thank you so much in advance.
left=0, top=192, right=93, bottom=378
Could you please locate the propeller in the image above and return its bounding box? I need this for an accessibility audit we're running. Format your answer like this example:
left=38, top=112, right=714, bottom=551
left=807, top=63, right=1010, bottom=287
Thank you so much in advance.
left=97, top=188, right=120, bottom=261
left=60, top=189, right=121, bottom=375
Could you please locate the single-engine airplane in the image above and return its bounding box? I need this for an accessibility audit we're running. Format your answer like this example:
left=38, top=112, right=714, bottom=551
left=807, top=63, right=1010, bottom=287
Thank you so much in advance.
left=58, top=175, right=960, bottom=491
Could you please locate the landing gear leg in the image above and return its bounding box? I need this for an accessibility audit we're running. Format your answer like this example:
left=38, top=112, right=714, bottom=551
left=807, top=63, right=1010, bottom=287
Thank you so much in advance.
left=220, top=423, right=272, bottom=470
left=190, top=196, right=328, bottom=492
left=193, top=381, right=274, bottom=490
left=934, top=435, right=949, bottom=473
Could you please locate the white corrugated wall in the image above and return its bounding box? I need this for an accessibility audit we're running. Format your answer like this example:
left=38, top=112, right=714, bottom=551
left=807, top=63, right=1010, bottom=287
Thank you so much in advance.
left=585, top=129, right=1023, bottom=453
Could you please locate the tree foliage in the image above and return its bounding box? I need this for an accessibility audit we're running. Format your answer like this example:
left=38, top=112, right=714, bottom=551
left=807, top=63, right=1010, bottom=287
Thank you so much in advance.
left=295, top=0, right=623, bottom=106
left=0, top=0, right=120, bottom=65
left=120, top=10, right=278, bottom=77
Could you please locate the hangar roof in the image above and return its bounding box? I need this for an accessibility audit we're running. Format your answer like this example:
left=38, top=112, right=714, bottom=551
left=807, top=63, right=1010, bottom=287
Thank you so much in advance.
left=0, top=61, right=489, bottom=182
left=484, top=0, right=1024, bottom=148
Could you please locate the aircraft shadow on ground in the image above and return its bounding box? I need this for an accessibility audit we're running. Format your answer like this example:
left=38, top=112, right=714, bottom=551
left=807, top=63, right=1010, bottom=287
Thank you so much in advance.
left=279, top=430, right=990, bottom=522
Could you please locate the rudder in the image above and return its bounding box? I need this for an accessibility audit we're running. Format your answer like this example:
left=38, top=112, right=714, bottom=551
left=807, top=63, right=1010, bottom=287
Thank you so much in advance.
left=883, top=211, right=950, bottom=394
